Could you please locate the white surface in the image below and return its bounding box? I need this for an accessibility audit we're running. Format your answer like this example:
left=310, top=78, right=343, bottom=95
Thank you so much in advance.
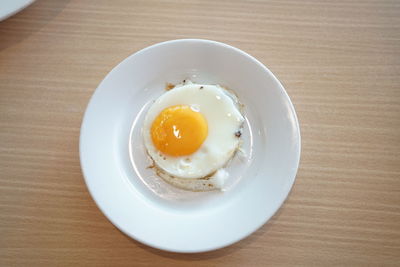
left=80, top=39, right=301, bottom=253
left=0, top=0, right=35, bottom=21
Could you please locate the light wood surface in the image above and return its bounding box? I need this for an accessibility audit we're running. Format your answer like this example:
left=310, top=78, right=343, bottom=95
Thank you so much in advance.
left=1, top=0, right=399, bottom=266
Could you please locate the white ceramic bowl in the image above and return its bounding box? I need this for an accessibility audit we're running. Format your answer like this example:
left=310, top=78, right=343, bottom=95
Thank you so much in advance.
left=0, top=0, right=35, bottom=21
left=80, top=39, right=301, bottom=253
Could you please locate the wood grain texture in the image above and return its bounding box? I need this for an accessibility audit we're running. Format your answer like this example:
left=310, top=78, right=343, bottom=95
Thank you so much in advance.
left=1, top=0, right=399, bottom=266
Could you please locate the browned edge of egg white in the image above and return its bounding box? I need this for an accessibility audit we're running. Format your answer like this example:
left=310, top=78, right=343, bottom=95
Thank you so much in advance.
left=145, top=145, right=218, bottom=192
left=165, top=83, right=175, bottom=91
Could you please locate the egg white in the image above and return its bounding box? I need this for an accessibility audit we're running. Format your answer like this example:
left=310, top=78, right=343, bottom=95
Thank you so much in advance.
left=143, top=81, right=244, bottom=189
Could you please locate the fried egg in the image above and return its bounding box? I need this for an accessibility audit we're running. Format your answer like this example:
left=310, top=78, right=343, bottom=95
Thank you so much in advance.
left=143, top=81, right=244, bottom=191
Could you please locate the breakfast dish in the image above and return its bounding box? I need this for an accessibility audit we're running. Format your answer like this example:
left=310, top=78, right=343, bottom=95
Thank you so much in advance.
left=142, top=80, right=244, bottom=191
left=80, top=39, right=300, bottom=253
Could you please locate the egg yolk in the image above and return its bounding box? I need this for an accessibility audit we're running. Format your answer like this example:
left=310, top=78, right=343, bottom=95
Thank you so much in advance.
left=151, top=105, right=208, bottom=156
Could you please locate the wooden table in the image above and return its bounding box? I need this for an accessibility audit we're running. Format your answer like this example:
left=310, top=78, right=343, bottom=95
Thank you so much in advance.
left=1, top=0, right=399, bottom=265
